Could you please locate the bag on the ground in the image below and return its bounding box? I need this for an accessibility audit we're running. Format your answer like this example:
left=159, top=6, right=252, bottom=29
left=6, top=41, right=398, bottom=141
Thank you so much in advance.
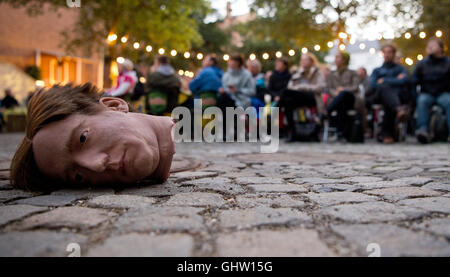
left=344, top=111, right=364, bottom=143
left=429, top=105, right=448, bottom=142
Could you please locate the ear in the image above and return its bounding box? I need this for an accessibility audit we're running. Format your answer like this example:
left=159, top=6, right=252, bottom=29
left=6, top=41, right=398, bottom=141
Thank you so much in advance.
left=99, top=97, right=129, bottom=113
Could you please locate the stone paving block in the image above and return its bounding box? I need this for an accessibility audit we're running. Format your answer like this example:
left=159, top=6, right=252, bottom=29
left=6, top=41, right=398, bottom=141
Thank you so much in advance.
left=182, top=177, right=245, bottom=195
left=236, top=194, right=306, bottom=208
left=20, top=206, right=116, bottom=229
left=307, top=192, right=379, bottom=206
left=290, top=178, right=341, bottom=185
left=398, top=197, right=450, bottom=214
left=388, top=167, right=425, bottom=178
left=355, top=178, right=432, bottom=190
left=219, top=207, right=310, bottom=229
left=364, top=187, right=441, bottom=201
left=311, top=184, right=357, bottom=193
left=51, top=188, right=115, bottom=199
left=14, top=194, right=80, bottom=207
left=321, top=202, right=427, bottom=223
left=114, top=207, right=204, bottom=232
left=120, top=182, right=194, bottom=197
left=0, top=180, right=12, bottom=190
left=248, top=184, right=308, bottom=193
left=217, top=229, right=335, bottom=257
left=340, top=176, right=383, bottom=183
left=371, top=166, right=406, bottom=173
left=422, top=183, right=450, bottom=192
left=331, top=224, right=450, bottom=257
left=0, top=231, right=87, bottom=257
left=428, top=167, right=450, bottom=172
left=169, top=171, right=219, bottom=182
left=87, top=233, right=194, bottom=257
left=235, top=177, right=284, bottom=185
left=0, top=190, right=41, bottom=203
left=390, top=177, right=434, bottom=186
left=164, top=192, right=226, bottom=208
left=411, top=218, right=450, bottom=238
left=0, top=205, right=47, bottom=226
left=88, top=195, right=157, bottom=209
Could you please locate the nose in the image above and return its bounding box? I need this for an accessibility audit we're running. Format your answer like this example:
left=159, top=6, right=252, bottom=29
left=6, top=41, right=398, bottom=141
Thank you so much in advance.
left=74, top=151, right=110, bottom=173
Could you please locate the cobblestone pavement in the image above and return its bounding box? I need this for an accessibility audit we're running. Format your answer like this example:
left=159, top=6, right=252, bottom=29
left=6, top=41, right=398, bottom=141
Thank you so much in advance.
left=0, top=133, right=449, bottom=257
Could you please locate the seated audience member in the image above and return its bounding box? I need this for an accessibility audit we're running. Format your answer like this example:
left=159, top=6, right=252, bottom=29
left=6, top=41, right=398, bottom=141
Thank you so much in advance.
left=1, top=89, right=19, bottom=109
left=10, top=84, right=175, bottom=191
left=147, top=55, right=182, bottom=113
left=278, top=53, right=326, bottom=142
left=357, top=67, right=371, bottom=98
left=189, top=55, right=223, bottom=97
left=246, top=59, right=267, bottom=102
left=105, top=59, right=138, bottom=100
left=325, top=52, right=360, bottom=140
left=218, top=53, right=255, bottom=110
left=268, top=57, right=291, bottom=103
left=366, top=44, right=410, bottom=144
left=412, top=38, right=450, bottom=143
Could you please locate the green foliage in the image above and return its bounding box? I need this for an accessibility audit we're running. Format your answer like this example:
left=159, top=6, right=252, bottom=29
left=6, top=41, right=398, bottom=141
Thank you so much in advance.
left=392, top=0, right=449, bottom=63
left=24, top=66, right=42, bottom=80
left=0, top=0, right=211, bottom=61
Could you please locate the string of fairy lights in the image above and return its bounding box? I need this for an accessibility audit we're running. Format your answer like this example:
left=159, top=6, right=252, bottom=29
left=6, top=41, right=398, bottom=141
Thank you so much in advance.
left=107, top=29, right=445, bottom=71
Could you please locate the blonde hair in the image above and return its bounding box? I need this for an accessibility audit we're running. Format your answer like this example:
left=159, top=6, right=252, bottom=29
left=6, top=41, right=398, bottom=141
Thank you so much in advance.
left=301, top=52, right=320, bottom=67
left=119, top=58, right=134, bottom=71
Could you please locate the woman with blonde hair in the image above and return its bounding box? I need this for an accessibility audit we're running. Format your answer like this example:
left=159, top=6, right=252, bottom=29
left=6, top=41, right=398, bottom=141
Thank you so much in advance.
left=278, top=52, right=326, bottom=142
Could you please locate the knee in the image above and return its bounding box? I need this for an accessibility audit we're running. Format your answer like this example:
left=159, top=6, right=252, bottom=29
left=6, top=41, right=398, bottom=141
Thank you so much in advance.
left=437, top=93, right=450, bottom=108
left=417, top=94, right=433, bottom=107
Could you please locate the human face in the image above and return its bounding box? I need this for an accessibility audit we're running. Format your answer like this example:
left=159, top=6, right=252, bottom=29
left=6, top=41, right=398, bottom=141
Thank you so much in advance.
left=202, top=56, right=212, bottom=67
left=228, top=59, right=240, bottom=70
left=426, top=40, right=443, bottom=57
left=335, top=53, right=345, bottom=68
left=300, top=55, right=313, bottom=70
left=357, top=67, right=367, bottom=79
left=275, top=60, right=287, bottom=72
left=382, top=47, right=396, bottom=63
left=32, top=98, right=175, bottom=186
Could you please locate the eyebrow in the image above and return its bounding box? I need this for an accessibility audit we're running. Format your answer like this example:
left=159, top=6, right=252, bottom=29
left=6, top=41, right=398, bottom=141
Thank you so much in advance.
left=62, top=120, right=85, bottom=182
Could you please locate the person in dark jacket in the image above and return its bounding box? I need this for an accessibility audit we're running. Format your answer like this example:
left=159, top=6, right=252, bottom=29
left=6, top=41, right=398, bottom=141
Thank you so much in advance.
left=147, top=55, right=182, bottom=113
left=268, top=57, right=291, bottom=103
left=366, top=44, right=410, bottom=144
left=1, top=89, right=19, bottom=109
left=412, top=38, right=450, bottom=143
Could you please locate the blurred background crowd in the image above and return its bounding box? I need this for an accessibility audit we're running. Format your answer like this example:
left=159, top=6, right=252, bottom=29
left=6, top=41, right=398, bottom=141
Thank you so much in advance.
left=0, top=0, right=448, bottom=144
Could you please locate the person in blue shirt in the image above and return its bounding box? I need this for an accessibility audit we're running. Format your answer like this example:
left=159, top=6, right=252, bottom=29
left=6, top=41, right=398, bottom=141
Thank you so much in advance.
left=189, top=55, right=223, bottom=97
left=367, top=44, right=410, bottom=144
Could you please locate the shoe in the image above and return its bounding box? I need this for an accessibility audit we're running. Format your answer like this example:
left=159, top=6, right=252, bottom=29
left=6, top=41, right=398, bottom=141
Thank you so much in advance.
left=447, top=135, right=450, bottom=143
left=416, top=130, right=430, bottom=144
left=383, top=137, right=395, bottom=144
